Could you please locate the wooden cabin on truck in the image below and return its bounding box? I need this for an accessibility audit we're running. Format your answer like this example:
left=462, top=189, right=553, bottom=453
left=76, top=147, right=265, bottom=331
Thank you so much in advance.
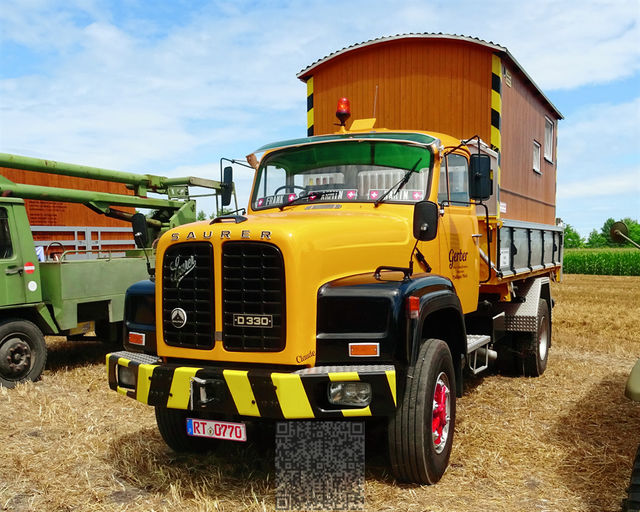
left=106, top=34, right=564, bottom=485
left=299, top=33, right=563, bottom=224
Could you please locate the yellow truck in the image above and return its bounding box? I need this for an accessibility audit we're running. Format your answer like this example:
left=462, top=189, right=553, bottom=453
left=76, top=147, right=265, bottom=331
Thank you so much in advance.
left=106, top=35, right=564, bottom=484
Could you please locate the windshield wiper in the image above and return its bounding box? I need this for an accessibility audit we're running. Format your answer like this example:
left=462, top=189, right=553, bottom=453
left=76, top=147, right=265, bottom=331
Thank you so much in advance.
left=374, top=158, right=423, bottom=207
left=279, top=190, right=328, bottom=211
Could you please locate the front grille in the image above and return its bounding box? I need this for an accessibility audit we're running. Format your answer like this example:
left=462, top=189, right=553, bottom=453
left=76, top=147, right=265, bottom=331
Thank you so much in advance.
left=162, top=242, right=215, bottom=349
left=222, top=242, right=286, bottom=351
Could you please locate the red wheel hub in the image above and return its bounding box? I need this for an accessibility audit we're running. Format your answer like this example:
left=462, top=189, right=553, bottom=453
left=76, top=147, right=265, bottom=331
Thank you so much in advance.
left=432, top=373, right=450, bottom=453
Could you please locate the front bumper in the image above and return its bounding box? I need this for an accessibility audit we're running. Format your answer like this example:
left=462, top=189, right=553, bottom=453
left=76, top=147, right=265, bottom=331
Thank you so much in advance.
left=107, top=351, right=397, bottom=419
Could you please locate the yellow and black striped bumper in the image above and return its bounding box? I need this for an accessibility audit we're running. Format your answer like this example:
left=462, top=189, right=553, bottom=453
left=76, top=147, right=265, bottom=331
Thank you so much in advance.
left=107, top=351, right=397, bottom=419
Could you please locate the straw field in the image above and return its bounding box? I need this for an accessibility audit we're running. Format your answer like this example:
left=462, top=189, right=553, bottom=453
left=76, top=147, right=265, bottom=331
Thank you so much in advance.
left=1, top=274, right=639, bottom=512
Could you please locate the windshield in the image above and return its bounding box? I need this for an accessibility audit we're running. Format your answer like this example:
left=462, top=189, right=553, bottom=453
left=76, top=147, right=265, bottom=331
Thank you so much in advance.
left=251, top=140, right=432, bottom=210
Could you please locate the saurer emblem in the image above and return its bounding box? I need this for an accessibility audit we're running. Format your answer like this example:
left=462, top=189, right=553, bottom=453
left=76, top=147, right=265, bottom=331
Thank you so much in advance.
left=170, top=308, right=187, bottom=329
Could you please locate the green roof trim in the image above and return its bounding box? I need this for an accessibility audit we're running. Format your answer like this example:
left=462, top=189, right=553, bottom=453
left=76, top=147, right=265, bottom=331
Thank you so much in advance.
left=254, top=132, right=437, bottom=153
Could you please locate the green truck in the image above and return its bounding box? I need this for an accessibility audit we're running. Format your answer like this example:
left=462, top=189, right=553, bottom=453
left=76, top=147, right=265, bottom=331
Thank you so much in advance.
left=0, top=153, right=233, bottom=388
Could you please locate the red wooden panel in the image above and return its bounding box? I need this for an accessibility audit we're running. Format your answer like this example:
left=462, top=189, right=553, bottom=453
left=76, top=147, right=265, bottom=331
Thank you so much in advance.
left=0, top=167, right=135, bottom=228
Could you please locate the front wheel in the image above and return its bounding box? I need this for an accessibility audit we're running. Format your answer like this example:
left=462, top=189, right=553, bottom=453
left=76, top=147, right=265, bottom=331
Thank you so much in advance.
left=388, top=338, right=456, bottom=484
left=0, top=319, right=47, bottom=388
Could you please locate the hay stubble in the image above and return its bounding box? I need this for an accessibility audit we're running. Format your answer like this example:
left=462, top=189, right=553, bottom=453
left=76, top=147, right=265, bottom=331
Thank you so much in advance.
left=0, top=275, right=638, bottom=511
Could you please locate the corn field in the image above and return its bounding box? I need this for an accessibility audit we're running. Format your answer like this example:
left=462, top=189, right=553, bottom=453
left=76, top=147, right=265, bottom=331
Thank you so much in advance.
left=563, top=248, right=640, bottom=276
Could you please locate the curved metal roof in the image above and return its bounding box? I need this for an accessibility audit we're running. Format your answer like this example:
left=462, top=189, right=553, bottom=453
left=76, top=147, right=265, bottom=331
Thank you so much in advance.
left=254, top=131, right=437, bottom=154
left=296, top=33, right=562, bottom=119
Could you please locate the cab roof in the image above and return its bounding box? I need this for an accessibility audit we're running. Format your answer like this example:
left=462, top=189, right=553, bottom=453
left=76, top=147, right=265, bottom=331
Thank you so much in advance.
left=254, top=131, right=439, bottom=154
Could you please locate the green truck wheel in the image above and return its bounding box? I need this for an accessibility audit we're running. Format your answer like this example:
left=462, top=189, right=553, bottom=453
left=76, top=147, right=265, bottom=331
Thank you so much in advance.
left=0, top=319, right=47, bottom=388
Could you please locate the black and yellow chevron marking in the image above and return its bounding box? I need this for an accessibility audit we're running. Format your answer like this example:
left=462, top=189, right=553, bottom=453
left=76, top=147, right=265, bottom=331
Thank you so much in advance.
left=491, top=54, right=503, bottom=217
left=107, top=353, right=397, bottom=419
left=491, top=54, right=502, bottom=153
left=306, top=76, right=314, bottom=136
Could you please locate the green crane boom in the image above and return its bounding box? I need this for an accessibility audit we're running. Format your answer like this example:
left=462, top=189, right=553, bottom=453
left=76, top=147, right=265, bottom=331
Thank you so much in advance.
left=0, top=152, right=234, bottom=243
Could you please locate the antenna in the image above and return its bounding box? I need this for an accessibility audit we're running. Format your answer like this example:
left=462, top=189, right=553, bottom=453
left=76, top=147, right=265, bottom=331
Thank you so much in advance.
left=373, top=85, right=379, bottom=118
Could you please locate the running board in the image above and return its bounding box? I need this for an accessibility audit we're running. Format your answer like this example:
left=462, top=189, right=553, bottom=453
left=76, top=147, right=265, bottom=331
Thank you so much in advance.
left=466, top=334, right=495, bottom=375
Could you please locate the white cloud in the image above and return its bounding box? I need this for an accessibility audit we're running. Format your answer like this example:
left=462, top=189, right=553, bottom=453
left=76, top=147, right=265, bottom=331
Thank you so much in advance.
left=558, top=97, right=640, bottom=174
left=1, top=0, right=639, bottom=230
left=478, top=0, right=640, bottom=90
left=558, top=168, right=640, bottom=199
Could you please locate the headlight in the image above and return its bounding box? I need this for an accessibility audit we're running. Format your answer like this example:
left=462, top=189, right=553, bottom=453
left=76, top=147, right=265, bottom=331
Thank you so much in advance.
left=327, top=382, right=372, bottom=407
left=117, top=365, right=136, bottom=389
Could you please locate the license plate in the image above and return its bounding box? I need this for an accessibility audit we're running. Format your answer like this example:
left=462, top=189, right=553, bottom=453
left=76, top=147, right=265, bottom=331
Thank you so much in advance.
left=186, top=418, right=247, bottom=442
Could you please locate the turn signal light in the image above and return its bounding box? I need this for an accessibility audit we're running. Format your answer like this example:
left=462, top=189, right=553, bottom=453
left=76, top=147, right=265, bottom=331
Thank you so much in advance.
left=349, top=343, right=379, bottom=357
left=407, top=296, right=420, bottom=319
left=128, top=332, right=145, bottom=346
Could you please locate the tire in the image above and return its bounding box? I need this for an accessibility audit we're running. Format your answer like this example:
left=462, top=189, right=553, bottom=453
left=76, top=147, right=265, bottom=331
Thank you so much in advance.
left=154, top=407, right=218, bottom=453
left=623, top=445, right=640, bottom=512
left=496, top=299, right=550, bottom=377
left=521, top=299, right=550, bottom=377
left=0, top=319, right=47, bottom=388
left=388, top=338, right=456, bottom=484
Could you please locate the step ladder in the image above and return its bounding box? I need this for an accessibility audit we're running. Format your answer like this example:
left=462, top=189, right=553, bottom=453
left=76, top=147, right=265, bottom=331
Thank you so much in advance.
left=466, top=334, right=492, bottom=375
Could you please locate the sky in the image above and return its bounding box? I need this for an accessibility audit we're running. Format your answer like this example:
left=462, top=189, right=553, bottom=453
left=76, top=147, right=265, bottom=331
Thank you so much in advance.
left=0, top=0, right=639, bottom=238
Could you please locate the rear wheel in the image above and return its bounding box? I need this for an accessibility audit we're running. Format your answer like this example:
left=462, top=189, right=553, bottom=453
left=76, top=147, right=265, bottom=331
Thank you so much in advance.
left=496, top=298, right=550, bottom=377
left=0, top=319, right=47, bottom=388
left=521, top=299, right=550, bottom=376
left=154, top=407, right=218, bottom=453
left=388, top=338, right=456, bottom=484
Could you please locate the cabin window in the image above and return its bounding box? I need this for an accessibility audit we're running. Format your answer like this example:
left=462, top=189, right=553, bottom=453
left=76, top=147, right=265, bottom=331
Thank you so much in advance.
left=252, top=140, right=432, bottom=209
left=438, top=154, right=469, bottom=204
left=438, top=162, right=448, bottom=203
left=0, top=208, right=13, bottom=259
left=544, top=117, right=554, bottom=162
left=533, top=141, right=542, bottom=174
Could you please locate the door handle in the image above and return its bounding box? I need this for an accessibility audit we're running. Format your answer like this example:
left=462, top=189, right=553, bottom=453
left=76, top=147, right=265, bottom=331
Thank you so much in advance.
left=5, top=266, right=24, bottom=275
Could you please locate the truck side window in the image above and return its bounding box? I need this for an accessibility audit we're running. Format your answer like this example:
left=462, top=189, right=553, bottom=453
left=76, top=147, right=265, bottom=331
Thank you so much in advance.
left=447, top=154, right=470, bottom=204
left=438, top=158, right=449, bottom=203
left=0, top=208, right=13, bottom=259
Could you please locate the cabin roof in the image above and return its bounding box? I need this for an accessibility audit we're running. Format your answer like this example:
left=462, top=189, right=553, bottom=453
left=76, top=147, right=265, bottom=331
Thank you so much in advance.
left=297, top=33, right=563, bottom=120
left=254, top=131, right=438, bottom=154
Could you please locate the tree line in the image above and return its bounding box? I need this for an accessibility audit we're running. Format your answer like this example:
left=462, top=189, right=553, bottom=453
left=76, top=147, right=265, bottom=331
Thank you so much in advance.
left=564, top=218, right=640, bottom=249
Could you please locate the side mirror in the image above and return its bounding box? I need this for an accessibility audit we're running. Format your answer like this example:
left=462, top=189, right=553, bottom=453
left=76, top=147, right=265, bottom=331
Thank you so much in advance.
left=131, top=212, right=149, bottom=248
left=221, top=166, right=233, bottom=207
left=469, top=154, right=492, bottom=201
left=413, top=201, right=439, bottom=241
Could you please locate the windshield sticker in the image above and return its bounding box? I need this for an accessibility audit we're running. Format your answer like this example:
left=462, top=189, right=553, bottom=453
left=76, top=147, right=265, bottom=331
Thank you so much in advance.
left=369, top=189, right=424, bottom=201
left=257, top=187, right=423, bottom=208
